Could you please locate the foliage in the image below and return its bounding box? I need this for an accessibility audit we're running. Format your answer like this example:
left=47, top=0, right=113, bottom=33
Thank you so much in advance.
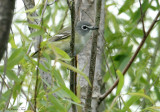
left=103, top=0, right=160, bottom=111
left=0, top=0, right=160, bottom=111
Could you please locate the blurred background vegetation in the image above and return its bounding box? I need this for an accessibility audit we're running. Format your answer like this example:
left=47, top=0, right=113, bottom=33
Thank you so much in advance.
left=0, top=0, right=160, bottom=111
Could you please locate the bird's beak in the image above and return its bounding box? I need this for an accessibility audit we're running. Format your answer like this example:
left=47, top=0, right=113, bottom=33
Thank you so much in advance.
left=89, top=26, right=99, bottom=30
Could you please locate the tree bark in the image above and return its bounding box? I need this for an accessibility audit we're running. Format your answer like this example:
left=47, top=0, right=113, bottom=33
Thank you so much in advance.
left=0, top=0, right=16, bottom=61
left=75, top=0, right=104, bottom=111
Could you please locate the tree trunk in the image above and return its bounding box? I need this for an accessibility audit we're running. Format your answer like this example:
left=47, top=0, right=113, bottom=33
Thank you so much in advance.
left=0, top=0, right=16, bottom=61
left=75, top=0, right=104, bottom=111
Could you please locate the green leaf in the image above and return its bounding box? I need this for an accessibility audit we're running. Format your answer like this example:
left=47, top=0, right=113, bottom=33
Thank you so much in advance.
left=119, top=56, right=130, bottom=71
left=28, top=29, right=45, bottom=37
left=63, top=98, right=83, bottom=107
left=12, top=82, right=22, bottom=103
left=60, top=83, right=80, bottom=103
left=23, top=0, right=40, bottom=13
left=38, top=61, right=49, bottom=72
left=119, top=0, right=134, bottom=14
left=122, top=89, right=143, bottom=111
left=51, top=67, right=65, bottom=85
left=0, top=89, right=12, bottom=103
left=128, top=92, right=154, bottom=104
left=9, top=34, right=17, bottom=49
left=42, top=51, right=52, bottom=61
left=7, top=48, right=25, bottom=69
left=109, top=12, right=120, bottom=32
left=103, top=72, right=111, bottom=83
left=48, top=45, right=71, bottom=61
left=150, top=6, right=157, bottom=11
left=6, top=70, right=19, bottom=82
left=116, top=70, right=124, bottom=95
left=28, top=24, right=41, bottom=30
left=14, top=24, right=31, bottom=42
left=37, top=53, right=52, bottom=72
left=155, top=86, right=160, bottom=101
left=48, top=94, right=67, bottom=112
left=54, top=46, right=71, bottom=61
left=58, top=60, right=91, bottom=86
left=131, top=0, right=149, bottom=22
left=105, top=3, right=116, bottom=8
left=142, top=106, right=160, bottom=112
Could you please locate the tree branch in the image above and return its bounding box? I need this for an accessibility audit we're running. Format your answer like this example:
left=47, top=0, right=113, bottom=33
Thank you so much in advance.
left=39, top=0, right=48, bottom=25
left=98, top=10, right=160, bottom=105
left=69, top=0, right=77, bottom=111
left=103, top=52, right=114, bottom=82
left=67, top=0, right=71, bottom=10
left=0, top=48, right=8, bottom=98
left=139, top=0, right=146, bottom=35
left=47, top=0, right=58, bottom=6
left=0, top=0, right=16, bottom=61
left=34, top=0, right=49, bottom=110
left=84, top=0, right=101, bottom=111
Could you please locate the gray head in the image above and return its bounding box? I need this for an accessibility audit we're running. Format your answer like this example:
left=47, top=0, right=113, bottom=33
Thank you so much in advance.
left=76, top=21, right=98, bottom=36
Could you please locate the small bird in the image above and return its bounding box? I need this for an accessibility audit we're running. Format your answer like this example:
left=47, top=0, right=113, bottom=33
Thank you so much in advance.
left=32, top=21, right=98, bottom=59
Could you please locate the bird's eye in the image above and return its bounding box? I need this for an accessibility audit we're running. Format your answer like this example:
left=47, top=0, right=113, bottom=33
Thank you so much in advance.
left=81, top=25, right=88, bottom=30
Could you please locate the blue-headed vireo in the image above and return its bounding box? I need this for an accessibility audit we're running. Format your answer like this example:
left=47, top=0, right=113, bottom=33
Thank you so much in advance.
left=32, top=21, right=98, bottom=59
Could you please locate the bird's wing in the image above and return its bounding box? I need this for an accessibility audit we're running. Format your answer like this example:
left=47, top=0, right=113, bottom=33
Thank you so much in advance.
left=31, top=27, right=71, bottom=58
left=48, top=27, right=71, bottom=42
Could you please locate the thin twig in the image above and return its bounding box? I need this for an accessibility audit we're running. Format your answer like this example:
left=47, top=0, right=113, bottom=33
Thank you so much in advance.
left=98, top=10, right=160, bottom=105
left=22, top=0, right=44, bottom=111
left=148, top=32, right=160, bottom=78
left=156, top=19, right=160, bottom=22
left=69, top=0, right=77, bottom=111
left=2, top=31, right=10, bottom=112
left=137, top=0, right=154, bottom=24
left=75, top=0, right=82, bottom=23
left=34, top=0, right=48, bottom=110
left=21, top=89, right=35, bottom=111
left=27, top=42, right=33, bottom=54
left=47, top=0, right=58, bottom=6
left=106, top=44, right=117, bottom=78
left=40, top=0, right=48, bottom=25
left=22, top=0, right=39, bottom=25
left=74, top=56, right=77, bottom=96
left=0, top=75, right=9, bottom=89
left=81, top=9, right=94, bottom=23
left=67, top=0, right=71, bottom=9
left=4, top=92, right=12, bottom=112
left=34, top=44, right=41, bottom=111
left=103, top=52, right=114, bottom=82
left=139, top=0, right=146, bottom=35
left=58, top=8, right=69, bottom=31
left=0, top=74, right=35, bottom=111
left=100, top=29, right=116, bottom=80
left=0, top=49, right=8, bottom=98
left=140, top=10, right=160, bottom=110
left=5, top=65, right=21, bottom=110
left=135, top=75, right=160, bottom=112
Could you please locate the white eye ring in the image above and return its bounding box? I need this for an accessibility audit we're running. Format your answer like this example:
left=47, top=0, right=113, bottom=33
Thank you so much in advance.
left=81, top=25, right=88, bottom=30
